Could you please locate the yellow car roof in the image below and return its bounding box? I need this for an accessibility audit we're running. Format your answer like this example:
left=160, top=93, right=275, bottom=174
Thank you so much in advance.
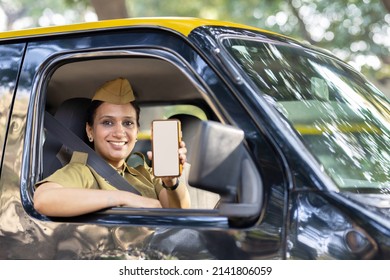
left=0, top=17, right=271, bottom=40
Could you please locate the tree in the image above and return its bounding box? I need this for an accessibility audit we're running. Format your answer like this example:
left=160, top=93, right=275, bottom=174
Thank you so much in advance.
left=125, top=0, right=390, bottom=94
left=382, top=0, right=390, bottom=12
left=89, top=0, right=128, bottom=20
left=0, top=0, right=389, bottom=95
left=63, top=0, right=129, bottom=20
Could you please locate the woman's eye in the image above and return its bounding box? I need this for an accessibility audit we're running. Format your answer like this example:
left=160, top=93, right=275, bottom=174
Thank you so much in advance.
left=102, top=120, right=113, bottom=126
left=123, top=121, right=134, bottom=127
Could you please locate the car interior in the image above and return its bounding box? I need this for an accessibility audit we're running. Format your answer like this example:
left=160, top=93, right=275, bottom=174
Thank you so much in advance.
left=42, top=56, right=220, bottom=209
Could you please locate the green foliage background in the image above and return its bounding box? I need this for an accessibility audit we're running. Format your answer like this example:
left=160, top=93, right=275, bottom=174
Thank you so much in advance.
left=1, top=0, right=389, bottom=95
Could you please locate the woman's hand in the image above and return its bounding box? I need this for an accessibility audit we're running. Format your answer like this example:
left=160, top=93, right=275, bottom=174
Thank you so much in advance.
left=178, top=140, right=187, bottom=166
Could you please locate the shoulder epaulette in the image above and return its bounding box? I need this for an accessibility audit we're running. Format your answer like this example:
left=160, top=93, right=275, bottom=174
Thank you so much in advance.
left=69, top=151, right=88, bottom=165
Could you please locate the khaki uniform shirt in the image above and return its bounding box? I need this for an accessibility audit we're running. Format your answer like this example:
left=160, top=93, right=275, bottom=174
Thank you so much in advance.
left=36, top=152, right=164, bottom=199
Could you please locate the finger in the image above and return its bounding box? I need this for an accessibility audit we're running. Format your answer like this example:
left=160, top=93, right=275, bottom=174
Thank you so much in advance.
left=147, top=151, right=152, bottom=160
left=179, top=154, right=186, bottom=164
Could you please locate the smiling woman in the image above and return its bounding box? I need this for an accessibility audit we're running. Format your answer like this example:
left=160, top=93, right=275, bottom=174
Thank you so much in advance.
left=33, top=77, right=191, bottom=217
left=85, top=78, right=140, bottom=169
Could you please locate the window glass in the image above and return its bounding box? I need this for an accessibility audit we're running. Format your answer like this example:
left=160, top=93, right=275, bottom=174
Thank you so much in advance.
left=223, top=38, right=390, bottom=194
left=0, top=44, right=25, bottom=165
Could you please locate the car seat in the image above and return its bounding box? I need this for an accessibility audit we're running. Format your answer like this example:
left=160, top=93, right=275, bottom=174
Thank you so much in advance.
left=42, top=97, right=91, bottom=178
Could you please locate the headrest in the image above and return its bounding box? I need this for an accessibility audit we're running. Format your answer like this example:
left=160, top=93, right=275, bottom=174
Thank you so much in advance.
left=168, top=114, right=202, bottom=148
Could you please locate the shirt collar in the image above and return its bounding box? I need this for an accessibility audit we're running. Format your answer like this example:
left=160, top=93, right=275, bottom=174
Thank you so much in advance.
left=109, top=161, right=137, bottom=177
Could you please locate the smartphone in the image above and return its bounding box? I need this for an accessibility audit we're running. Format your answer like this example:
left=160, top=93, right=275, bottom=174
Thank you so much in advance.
left=151, top=119, right=182, bottom=177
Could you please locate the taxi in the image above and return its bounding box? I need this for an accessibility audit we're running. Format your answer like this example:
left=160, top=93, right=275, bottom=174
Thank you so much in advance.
left=0, top=17, right=389, bottom=259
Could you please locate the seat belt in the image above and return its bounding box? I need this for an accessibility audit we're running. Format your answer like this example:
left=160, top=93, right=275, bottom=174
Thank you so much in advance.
left=44, top=111, right=141, bottom=195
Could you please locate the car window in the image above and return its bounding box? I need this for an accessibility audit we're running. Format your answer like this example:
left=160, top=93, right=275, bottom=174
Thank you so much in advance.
left=0, top=43, right=25, bottom=168
left=223, top=38, right=390, bottom=193
left=39, top=55, right=220, bottom=212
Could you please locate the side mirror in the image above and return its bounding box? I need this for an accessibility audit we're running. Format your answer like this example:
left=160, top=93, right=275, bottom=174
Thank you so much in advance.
left=188, top=121, right=263, bottom=220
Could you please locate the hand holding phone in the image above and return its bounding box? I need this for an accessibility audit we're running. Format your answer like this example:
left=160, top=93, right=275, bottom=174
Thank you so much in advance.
left=151, top=119, right=182, bottom=177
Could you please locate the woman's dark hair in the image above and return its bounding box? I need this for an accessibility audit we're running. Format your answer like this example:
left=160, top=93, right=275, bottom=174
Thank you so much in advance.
left=86, top=100, right=141, bottom=127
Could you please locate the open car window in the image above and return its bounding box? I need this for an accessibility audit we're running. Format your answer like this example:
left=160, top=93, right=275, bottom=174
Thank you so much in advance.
left=39, top=53, right=221, bottom=213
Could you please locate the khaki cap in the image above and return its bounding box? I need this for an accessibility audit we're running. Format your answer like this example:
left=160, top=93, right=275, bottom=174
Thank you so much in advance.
left=92, top=77, right=135, bottom=104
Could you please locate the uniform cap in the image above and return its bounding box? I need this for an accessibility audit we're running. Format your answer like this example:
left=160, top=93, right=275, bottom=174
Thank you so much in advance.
left=92, top=77, right=135, bottom=104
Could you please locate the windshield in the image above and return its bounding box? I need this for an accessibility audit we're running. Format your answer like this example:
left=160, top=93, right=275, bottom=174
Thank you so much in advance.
left=223, top=37, right=390, bottom=194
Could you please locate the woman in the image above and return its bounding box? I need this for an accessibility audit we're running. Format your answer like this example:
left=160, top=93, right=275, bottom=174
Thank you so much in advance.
left=34, top=77, right=190, bottom=217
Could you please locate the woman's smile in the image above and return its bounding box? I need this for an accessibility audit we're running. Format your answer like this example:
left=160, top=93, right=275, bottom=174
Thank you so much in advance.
left=107, top=140, right=129, bottom=151
left=108, top=141, right=127, bottom=146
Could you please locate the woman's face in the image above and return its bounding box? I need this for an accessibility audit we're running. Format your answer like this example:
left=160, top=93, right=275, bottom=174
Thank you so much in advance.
left=86, top=102, right=138, bottom=168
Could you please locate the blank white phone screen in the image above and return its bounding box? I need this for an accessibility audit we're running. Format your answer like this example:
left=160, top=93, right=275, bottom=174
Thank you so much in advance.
left=152, top=120, right=180, bottom=177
